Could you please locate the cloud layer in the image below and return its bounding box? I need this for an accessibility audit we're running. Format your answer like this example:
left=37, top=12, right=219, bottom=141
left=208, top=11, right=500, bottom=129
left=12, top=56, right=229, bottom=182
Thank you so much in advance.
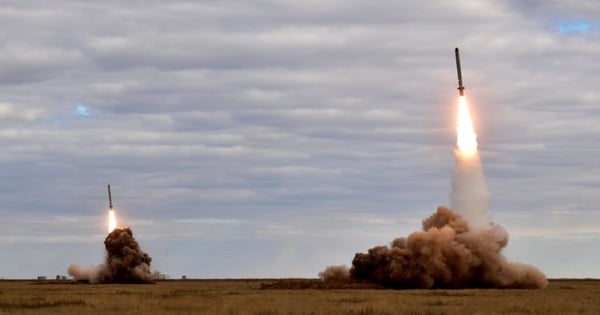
left=1, top=1, right=600, bottom=278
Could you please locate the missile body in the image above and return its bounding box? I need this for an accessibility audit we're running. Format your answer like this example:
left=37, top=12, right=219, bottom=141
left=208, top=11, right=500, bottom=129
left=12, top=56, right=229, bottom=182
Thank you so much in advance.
left=455, top=47, right=465, bottom=96
left=108, top=184, right=113, bottom=209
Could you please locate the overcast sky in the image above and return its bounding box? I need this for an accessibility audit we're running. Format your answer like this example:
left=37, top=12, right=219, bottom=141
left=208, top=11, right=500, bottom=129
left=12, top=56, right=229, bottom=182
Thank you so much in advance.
left=1, top=1, right=599, bottom=279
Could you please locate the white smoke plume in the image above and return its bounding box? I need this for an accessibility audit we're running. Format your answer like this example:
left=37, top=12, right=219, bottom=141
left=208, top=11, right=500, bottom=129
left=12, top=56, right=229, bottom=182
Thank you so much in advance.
left=67, top=264, right=103, bottom=284
left=451, top=149, right=491, bottom=229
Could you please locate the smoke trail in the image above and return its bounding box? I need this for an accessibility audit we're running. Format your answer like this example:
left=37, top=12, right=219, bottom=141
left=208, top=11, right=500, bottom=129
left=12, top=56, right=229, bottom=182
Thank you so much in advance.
left=452, top=96, right=490, bottom=229
left=451, top=149, right=491, bottom=229
left=346, top=207, right=547, bottom=289
left=68, top=227, right=156, bottom=284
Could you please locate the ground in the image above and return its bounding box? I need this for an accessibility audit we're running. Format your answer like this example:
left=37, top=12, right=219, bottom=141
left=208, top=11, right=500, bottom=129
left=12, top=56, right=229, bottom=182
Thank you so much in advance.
left=0, top=279, right=598, bottom=314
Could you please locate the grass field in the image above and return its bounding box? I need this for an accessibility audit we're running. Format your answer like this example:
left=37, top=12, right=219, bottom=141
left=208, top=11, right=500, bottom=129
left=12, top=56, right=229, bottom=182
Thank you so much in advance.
left=0, top=279, right=598, bottom=314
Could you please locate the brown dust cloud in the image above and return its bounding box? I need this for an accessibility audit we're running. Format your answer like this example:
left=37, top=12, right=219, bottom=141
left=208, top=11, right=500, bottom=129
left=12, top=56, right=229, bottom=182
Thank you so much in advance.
left=68, top=227, right=156, bottom=283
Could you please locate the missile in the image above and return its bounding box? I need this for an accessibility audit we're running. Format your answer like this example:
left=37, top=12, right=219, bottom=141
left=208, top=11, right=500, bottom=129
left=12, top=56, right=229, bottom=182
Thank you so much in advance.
left=108, top=184, right=113, bottom=210
left=455, top=47, right=465, bottom=96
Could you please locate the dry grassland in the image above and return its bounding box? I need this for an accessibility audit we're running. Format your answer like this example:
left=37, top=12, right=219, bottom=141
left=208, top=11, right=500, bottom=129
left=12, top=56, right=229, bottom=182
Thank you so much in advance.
left=0, top=279, right=598, bottom=314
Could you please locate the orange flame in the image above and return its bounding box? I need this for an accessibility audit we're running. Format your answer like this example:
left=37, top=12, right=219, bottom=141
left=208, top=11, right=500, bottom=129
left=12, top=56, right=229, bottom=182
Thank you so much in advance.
left=108, top=209, right=117, bottom=234
left=456, top=96, right=477, bottom=157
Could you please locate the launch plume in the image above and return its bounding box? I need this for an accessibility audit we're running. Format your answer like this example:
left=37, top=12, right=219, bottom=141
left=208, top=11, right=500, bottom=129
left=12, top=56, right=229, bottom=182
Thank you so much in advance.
left=451, top=97, right=490, bottom=229
left=69, top=227, right=155, bottom=284
left=108, top=210, right=117, bottom=234
left=321, top=97, right=547, bottom=289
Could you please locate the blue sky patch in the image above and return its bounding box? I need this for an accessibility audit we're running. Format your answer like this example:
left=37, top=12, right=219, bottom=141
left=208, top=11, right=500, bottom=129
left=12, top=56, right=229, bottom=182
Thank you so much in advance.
left=556, top=21, right=599, bottom=35
left=75, top=102, right=90, bottom=116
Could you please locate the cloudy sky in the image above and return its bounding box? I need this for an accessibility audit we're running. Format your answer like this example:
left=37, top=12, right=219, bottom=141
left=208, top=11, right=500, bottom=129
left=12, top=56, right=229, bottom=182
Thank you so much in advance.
left=1, top=1, right=599, bottom=279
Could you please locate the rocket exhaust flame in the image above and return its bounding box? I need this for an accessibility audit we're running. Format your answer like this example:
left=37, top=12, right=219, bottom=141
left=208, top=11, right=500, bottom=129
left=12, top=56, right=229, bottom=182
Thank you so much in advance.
left=451, top=95, right=490, bottom=229
left=108, top=209, right=117, bottom=234
left=451, top=96, right=490, bottom=229
left=456, top=97, right=477, bottom=157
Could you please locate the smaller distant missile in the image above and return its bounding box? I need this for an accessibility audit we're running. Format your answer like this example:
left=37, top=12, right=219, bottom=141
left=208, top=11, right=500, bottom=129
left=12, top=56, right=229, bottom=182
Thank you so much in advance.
left=108, top=185, right=113, bottom=210
left=455, top=47, right=465, bottom=96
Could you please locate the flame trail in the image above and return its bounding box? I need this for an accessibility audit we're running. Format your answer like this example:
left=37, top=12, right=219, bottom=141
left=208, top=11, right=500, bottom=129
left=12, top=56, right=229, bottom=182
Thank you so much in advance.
left=108, top=209, right=117, bottom=233
left=451, top=96, right=490, bottom=229
left=456, top=96, right=477, bottom=156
